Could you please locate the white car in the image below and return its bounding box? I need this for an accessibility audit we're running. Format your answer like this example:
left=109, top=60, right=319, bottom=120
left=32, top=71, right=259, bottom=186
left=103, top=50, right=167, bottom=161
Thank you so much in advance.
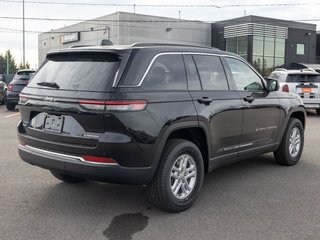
left=269, top=68, right=320, bottom=115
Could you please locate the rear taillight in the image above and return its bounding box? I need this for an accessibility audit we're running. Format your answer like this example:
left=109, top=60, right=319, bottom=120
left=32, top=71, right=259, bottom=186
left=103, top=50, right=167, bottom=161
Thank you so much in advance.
left=7, top=84, right=13, bottom=91
left=19, top=94, right=29, bottom=104
left=79, top=100, right=147, bottom=112
left=282, top=84, right=289, bottom=92
left=81, top=155, right=118, bottom=165
left=105, top=101, right=147, bottom=111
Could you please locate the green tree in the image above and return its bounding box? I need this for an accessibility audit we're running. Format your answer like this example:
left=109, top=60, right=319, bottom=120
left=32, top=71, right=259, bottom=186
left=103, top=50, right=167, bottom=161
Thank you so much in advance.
left=18, top=61, right=30, bottom=70
left=0, top=50, right=18, bottom=74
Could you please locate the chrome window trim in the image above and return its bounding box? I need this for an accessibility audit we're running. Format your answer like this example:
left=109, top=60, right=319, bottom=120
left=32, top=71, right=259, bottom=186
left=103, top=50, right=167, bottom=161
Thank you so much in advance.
left=119, top=51, right=265, bottom=88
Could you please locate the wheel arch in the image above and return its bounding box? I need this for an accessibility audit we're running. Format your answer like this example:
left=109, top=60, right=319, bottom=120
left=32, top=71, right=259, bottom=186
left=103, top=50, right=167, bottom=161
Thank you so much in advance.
left=151, top=122, right=211, bottom=177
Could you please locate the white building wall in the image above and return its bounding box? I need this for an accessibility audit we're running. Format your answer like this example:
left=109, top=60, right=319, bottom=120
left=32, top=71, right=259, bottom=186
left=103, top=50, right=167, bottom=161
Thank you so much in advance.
left=38, top=12, right=211, bottom=65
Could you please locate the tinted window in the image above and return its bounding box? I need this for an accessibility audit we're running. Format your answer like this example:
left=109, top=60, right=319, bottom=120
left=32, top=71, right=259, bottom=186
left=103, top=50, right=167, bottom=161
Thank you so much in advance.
left=226, top=57, right=264, bottom=91
left=14, top=71, right=35, bottom=81
left=28, top=52, right=121, bottom=92
left=142, top=54, right=187, bottom=90
left=286, top=74, right=320, bottom=83
left=193, top=55, right=228, bottom=91
left=184, top=55, right=201, bottom=91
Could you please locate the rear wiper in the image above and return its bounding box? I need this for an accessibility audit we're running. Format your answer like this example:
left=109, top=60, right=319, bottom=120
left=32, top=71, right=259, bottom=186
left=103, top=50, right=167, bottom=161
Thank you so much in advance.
left=37, top=81, right=60, bottom=89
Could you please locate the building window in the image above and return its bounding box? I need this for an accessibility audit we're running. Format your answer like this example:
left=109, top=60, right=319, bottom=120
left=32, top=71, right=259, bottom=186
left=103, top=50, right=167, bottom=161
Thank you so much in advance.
left=296, top=44, right=305, bottom=55
left=252, top=36, right=285, bottom=76
left=226, top=36, right=248, bottom=60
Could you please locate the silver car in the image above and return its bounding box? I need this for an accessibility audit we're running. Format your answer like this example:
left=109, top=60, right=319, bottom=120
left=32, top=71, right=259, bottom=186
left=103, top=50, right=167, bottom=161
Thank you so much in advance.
left=269, top=68, right=320, bottom=115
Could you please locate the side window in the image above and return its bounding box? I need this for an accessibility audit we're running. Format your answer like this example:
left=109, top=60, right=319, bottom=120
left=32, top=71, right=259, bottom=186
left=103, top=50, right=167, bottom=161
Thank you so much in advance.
left=142, top=54, right=187, bottom=90
left=225, top=57, right=264, bottom=91
left=193, top=55, right=229, bottom=91
left=184, top=55, right=201, bottom=91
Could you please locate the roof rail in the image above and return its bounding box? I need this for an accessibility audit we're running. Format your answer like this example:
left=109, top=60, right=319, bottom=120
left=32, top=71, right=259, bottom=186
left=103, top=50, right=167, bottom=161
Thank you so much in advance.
left=69, top=45, right=94, bottom=48
left=131, top=42, right=214, bottom=49
left=274, top=68, right=288, bottom=72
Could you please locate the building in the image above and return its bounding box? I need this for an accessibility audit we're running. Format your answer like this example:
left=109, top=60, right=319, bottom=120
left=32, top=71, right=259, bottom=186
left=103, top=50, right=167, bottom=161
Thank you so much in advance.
left=38, top=12, right=317, bottom=76
left=38, top=11, right=212, bottom=64
left=212, top=16, right=317, bottom=76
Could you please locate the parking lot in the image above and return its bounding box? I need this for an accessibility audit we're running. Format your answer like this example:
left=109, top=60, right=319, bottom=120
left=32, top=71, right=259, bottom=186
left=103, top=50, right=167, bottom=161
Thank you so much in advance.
left=1, top=105, right=320, bottom=240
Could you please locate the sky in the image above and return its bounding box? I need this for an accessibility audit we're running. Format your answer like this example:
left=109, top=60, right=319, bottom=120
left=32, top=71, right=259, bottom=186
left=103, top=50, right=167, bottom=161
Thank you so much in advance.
left=0, top=0, right=320, bottom=70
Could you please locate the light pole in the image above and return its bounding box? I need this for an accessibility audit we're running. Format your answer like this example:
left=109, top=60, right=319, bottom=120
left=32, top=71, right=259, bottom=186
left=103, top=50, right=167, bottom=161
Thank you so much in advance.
left=22, top=0, right=25, bottom=67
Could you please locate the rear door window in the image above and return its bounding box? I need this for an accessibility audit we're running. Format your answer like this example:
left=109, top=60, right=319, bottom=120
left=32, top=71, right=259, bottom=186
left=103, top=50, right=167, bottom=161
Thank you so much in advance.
left=28, top=52, right=121, bottom=92
left=142, top=54, right=187, bottom=91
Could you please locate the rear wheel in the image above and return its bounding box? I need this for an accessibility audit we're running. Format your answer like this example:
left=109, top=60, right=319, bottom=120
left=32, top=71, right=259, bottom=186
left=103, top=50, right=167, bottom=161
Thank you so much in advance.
left=5, top=101, right=16, bottom=111
left=147, top=139, right=204, bottom=212
left=50, top=171, right=85, bottom=183
left=274, top=118, right=304, bottom=166
left=316, top=109, right=320, bottom=115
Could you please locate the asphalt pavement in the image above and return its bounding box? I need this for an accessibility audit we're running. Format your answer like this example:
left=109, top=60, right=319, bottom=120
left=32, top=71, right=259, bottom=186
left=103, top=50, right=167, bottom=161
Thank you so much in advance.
left=1, top=105, right=320, bottom=240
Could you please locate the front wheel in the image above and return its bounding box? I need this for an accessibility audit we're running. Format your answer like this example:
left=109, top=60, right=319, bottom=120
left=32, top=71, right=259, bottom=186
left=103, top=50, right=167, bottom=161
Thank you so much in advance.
left=274, top=118, right=304, bottom=166
left=50, top=171, right=85, bottom=183
left=147, top=139, right=204, bottom=212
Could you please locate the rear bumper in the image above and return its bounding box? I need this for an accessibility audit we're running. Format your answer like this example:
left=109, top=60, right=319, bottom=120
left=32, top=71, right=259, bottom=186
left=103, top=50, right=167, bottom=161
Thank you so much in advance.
left=302, top=99, right=320, bottom=109
left=18, top=144, right=154, bottom=185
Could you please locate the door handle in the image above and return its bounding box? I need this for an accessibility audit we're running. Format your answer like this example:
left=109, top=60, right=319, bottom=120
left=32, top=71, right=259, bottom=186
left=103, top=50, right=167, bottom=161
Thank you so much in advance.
left=243, top=96, right=254, bottom=103
left=197, top=97, right=213, bottom=105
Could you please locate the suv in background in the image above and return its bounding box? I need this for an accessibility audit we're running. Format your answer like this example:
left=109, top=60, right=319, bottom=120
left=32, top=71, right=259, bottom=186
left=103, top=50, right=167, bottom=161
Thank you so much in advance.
left=18, top=44, right=306, bottom=212
left=5, top=69, right=35, bottom=110
left=0, top=75, right=6, bottom=104
left=269, top=68, right=320, bottom=114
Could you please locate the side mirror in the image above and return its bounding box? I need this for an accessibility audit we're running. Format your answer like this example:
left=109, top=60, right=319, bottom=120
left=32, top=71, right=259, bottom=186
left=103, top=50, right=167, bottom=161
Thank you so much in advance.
left=266, top=79, right=279, bottom=92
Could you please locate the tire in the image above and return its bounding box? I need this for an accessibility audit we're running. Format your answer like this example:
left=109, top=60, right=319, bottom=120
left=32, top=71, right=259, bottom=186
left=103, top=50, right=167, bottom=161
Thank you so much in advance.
left=316, top=109, right=320, bottom=115
left=5, top=101, right=16, bottom=111
left=50, top=170, right=85, bottom=183
left=147, top=139, right=204, bottom=212
left=274, top=118, right=304, bottom=166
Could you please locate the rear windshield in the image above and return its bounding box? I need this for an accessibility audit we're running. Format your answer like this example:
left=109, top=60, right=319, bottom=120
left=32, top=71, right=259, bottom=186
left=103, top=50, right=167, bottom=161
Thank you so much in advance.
left=28, top=52, right=121, bottom=92
left=14, top=71, right=35, bottom=81
left=286, top=74, right=320, bottom=83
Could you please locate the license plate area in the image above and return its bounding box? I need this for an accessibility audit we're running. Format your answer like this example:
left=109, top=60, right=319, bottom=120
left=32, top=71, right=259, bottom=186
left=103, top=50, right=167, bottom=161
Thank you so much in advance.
left=301, top=88, right=312, bottom=93
left=44, top=115, right=64, bottom=133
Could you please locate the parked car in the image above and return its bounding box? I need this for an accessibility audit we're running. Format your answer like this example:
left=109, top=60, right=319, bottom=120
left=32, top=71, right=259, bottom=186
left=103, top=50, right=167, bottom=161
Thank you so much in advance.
left=0, top=75, right=7, bottom=104
left=5, top=69, right=35, bottom=110
left=17, top=43, right=306, bottom=212
left=269, top=68, right=320, bottom=115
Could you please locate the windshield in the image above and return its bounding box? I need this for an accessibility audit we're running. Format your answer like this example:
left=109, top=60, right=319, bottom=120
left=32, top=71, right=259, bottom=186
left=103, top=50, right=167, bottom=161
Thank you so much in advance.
left=286, top=74, right=320, bottom=83
left=28, top=52, right=121, bottom=92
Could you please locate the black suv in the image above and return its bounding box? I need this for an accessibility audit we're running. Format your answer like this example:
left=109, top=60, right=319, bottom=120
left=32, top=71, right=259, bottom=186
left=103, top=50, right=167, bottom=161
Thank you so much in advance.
left=18, top=44, right=306, bottom=212
left=5, top=69, right=35, bottom=110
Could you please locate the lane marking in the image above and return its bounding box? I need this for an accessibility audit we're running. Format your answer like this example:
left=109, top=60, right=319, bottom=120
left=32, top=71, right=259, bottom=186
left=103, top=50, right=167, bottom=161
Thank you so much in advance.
left=4, top=112, right=20, bottom=118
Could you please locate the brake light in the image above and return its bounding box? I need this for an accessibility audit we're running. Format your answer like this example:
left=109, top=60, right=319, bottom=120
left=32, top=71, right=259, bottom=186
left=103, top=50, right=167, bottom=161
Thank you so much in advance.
left=79, top=100, right=147, bottom=111
left=282, top=84, right=289, bottom=92
left=81, top=155, right=118, bottom=165
left=7, top=84, right=13, bottom=91
left=19, top=94, right=29, bottom=104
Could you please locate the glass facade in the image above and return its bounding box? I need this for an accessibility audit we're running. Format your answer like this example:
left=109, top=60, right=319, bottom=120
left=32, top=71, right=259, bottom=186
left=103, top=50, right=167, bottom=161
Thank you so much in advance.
left=226, top=35, right=285, bottom=76
left=252, top=36, right=285, bottom=76
left=226, top=36, right=248, bottom=60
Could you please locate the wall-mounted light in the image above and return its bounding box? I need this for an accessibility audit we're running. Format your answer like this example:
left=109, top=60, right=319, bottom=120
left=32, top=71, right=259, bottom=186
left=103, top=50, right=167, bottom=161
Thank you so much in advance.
left=166, top=28, right=172, bottom=32
left=306, top=32, right=311, bottom=36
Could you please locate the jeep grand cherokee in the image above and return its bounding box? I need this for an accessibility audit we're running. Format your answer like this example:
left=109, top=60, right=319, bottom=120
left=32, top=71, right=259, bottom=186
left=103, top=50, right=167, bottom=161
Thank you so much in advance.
left=18, top=43, right=306, bottom=212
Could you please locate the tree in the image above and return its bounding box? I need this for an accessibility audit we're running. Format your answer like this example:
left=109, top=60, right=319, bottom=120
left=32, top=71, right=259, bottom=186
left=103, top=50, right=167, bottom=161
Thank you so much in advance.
left=18, top=62, right=30, bottom=70
left=0, top=50, right=18, bottom=74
